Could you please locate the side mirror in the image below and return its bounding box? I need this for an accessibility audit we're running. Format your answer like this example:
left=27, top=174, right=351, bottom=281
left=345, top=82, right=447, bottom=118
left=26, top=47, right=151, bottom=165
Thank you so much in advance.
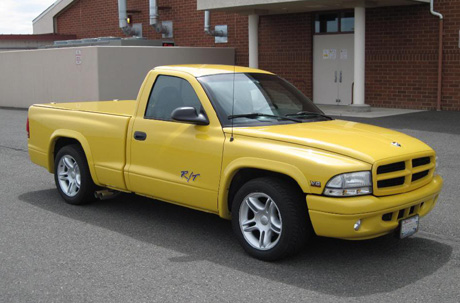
left=171, top=107, right=209, bottom=125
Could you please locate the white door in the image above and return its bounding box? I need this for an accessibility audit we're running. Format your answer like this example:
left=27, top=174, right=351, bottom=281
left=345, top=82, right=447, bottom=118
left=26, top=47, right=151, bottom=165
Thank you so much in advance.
left=313, top=34, right=354, bottom=105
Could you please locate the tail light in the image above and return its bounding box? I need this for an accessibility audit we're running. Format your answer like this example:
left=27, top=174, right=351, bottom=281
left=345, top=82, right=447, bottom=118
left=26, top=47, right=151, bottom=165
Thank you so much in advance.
left=26, top=117, right=30, bottom=138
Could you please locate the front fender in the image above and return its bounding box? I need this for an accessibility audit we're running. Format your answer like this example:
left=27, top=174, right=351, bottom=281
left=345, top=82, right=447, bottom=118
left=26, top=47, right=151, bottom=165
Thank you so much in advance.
left=217, top=157, right=311, bottom=219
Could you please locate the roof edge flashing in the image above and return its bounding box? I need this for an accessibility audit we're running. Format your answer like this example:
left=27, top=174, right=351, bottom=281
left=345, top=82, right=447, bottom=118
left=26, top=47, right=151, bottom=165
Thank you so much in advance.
left=197, top=0, right=432, bottom=13
left=33, top=0, right=75, bottom=24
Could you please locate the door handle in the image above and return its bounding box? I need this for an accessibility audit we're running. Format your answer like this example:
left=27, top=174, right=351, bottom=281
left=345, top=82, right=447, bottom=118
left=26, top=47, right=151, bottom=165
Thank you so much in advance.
left=134, top=131, right=147, bottom=141
left=340, top=71, right=342, bottom=83
left=335, top=71, right=337, bottom=83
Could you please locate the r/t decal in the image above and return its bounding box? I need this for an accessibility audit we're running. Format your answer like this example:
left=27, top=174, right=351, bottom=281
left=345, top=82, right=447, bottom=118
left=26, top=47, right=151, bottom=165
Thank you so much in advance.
left=181, top=171, right=200, bottom=182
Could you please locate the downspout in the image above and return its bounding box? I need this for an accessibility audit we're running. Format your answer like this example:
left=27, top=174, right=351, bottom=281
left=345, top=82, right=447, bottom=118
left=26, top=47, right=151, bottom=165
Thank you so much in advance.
left=204, top=10, right=224, bottom=37
left=248, top=14, right=259, bottom=69
left=430, top=0, right=443, bottom=111
left=118, top=0, right=134, bottom=36
left=149, top=0, right=168, bottom=35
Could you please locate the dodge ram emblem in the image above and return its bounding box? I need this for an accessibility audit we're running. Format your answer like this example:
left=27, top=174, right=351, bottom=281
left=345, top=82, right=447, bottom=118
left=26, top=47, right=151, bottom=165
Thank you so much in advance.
left=391, top=142, right=402, bottom=147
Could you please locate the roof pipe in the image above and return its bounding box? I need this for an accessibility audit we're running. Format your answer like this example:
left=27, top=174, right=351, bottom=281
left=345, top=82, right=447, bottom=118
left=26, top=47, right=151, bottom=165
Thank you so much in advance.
left=430, top=0, right=443, bottom=111
left=149, top=0, right=168, bottom=34
left=118, top=0, right=136, bottom=36
left=204, top=10, right=224, bottom=37
left=248, top=14, right=259, bottom=69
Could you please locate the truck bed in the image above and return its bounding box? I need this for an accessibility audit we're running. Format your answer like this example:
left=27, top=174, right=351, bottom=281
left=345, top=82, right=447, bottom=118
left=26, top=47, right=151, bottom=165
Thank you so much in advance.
left=35, top=100, right=137, bottom=117
left=28, top=100, right=136, bottom=191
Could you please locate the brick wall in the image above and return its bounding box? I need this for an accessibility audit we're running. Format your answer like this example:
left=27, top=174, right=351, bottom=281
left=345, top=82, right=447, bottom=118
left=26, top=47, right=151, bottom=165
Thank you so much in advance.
left=438, top=0, right=460, bottom=111
left=365, top=5, right=439, bottom=110
left=366, top=2, right=460, bottom=111
left=259, top=13, right=313, bottom=99
left=56, top=0, right=248, bottom=65
left=56, top=0, right=460, bottom=110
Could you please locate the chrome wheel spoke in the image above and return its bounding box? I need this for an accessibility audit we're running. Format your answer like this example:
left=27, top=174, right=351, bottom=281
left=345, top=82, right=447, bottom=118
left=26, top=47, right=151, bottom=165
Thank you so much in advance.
left=265, top=198, right=273, bottom=212
left=270, top=215, right=282, bottom=234
left=243, top=225, right=259, bottom=233
left=263, top=230, right=272, bottom=247
left=58, top=174, right=68, bottom=181
left=246, top=197, right=263, bottom=214
left=270, top=222, right=281, bottom=234
left=242, top=218, right=257, bottom=232
left=259, top=231, right=265, bottom=248
left=241, top=218, right=255, bottom=227
left=268, top=199, right=276, bottom=215
left=63, top=156, right=74, bottom=169
left=57, top=155, right=80, bottom=198
left=67, top=181, right=74, bottom=195
left=239, top=192, right=283, bottom=251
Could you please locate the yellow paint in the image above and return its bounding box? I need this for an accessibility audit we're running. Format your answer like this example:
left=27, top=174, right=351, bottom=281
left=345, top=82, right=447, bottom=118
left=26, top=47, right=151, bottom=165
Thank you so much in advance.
left=308, top=175, right=442, bottom=239
left=40, top=100, right=137, bottom=116
left=28, top=64, right=443, bottom=240
left=154, top=64, right=272, bottom=78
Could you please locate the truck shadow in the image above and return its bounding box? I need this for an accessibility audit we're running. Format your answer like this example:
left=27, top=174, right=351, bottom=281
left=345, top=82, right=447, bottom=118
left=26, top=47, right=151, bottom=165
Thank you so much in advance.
left=19, top=189, right=452, bottom=297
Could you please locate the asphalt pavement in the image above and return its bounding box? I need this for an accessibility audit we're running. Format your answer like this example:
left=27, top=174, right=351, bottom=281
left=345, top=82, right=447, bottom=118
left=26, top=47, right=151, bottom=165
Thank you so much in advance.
left=1, top=108, right=459, bottom=302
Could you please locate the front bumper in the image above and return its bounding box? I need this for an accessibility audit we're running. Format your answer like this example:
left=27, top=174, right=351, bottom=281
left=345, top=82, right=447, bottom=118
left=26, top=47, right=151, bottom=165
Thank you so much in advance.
left=307, top=175, right=443, bottom=240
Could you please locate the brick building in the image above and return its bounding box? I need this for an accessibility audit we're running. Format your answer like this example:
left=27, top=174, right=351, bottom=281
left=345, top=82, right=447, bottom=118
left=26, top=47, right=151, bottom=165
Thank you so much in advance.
left=33, top=0, right=460, bottom=111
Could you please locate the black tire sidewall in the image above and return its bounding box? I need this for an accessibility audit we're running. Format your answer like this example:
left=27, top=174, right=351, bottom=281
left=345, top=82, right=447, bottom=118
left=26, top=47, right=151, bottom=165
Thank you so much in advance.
left=54, top=145, right=95, bottom=205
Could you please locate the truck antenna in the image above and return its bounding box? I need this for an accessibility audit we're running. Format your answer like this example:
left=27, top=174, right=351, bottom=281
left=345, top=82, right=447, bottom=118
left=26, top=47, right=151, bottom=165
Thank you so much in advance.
left=230, top=65, right=236, bottom=142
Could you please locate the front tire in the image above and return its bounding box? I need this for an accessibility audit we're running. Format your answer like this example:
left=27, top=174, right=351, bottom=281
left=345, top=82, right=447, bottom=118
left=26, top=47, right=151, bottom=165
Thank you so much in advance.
left=54, top=144, right=96, bottom=205
left=232, top=177, right=312, bottom=261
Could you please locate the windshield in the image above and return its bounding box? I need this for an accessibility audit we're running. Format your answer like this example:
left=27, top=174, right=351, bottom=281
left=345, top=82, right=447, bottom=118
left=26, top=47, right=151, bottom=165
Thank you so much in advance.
left=198, top=73, right=326, bottom=127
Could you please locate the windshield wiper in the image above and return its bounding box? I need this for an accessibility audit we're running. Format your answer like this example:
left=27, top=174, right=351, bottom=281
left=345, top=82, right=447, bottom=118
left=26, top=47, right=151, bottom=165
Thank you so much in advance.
left=285, top=111, right=333, bottom=120
left=228, top=113, right=301, bottom=123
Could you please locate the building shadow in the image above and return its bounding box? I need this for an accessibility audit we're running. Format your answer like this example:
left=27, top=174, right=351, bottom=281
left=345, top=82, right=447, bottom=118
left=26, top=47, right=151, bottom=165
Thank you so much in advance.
left=19, top=189, right=452, bottom=297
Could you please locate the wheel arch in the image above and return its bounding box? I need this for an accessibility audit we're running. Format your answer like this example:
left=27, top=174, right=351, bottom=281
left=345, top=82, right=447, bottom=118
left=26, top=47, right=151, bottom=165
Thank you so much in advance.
left=218, top=158, right=310, bottom=219
left=48, top=130, right=99, bottom=185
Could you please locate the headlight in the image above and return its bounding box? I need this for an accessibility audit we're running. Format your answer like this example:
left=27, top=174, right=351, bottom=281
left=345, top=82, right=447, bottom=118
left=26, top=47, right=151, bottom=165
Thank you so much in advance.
left=324, top=171, right=372, bottom=197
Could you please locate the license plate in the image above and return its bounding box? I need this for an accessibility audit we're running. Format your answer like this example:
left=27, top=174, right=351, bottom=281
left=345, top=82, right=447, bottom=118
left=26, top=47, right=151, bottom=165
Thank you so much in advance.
left=399, top=215, right=419, bottom=239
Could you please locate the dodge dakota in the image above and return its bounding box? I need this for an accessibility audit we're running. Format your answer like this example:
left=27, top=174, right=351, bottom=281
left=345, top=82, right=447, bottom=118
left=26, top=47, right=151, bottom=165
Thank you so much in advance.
left=28, top=65, right=443, bottom=260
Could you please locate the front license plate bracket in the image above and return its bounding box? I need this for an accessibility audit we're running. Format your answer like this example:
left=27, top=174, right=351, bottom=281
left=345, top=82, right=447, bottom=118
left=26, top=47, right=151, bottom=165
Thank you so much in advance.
left=399, top=215, right=420, bottom=239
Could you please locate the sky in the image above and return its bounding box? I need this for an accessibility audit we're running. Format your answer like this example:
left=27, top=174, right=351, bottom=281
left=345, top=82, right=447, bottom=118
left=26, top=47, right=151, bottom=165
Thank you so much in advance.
left=0, top=0, right=57, bottom=34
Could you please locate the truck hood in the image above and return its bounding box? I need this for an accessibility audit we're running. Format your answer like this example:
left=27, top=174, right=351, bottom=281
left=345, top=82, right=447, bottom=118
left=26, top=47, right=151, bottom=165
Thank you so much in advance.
left=229, top=120, right=433, bottom=164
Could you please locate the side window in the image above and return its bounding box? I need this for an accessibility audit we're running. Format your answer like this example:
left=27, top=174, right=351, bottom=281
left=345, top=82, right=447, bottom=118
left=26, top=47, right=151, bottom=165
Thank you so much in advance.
left=145, top=75, right=203, bottom=121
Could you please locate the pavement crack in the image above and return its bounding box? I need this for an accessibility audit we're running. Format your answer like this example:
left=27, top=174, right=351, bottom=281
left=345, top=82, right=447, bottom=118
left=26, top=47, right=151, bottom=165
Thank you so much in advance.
left=0, top=145, right=28, bottom=153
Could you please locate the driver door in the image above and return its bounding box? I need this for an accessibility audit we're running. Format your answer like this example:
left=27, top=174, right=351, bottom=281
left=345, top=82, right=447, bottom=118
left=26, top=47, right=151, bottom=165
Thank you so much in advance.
left=127, top=75, right=225, bottom=212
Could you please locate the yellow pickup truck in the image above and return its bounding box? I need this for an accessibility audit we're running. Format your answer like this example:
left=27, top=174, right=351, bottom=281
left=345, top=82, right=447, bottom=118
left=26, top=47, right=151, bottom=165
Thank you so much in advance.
left=28, top=65, right=443, bottom=260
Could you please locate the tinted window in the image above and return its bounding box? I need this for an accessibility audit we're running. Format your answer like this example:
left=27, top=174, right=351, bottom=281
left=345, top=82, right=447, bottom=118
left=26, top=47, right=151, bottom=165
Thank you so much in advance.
left=145, top=75, right=203, bottom=121
left=341, top=12, right=354, bottom=32
left=315, top=13, right=338, bottom=33
left=314, top=12, right=354, bottom=34
left=198, top=73, right=324, bottom=127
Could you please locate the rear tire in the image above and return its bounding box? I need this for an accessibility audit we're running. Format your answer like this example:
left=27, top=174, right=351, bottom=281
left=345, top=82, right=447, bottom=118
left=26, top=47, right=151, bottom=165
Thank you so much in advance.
left=232, top=177, right=312, bottom=261
left=54, top=144, right=97, bottom=205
